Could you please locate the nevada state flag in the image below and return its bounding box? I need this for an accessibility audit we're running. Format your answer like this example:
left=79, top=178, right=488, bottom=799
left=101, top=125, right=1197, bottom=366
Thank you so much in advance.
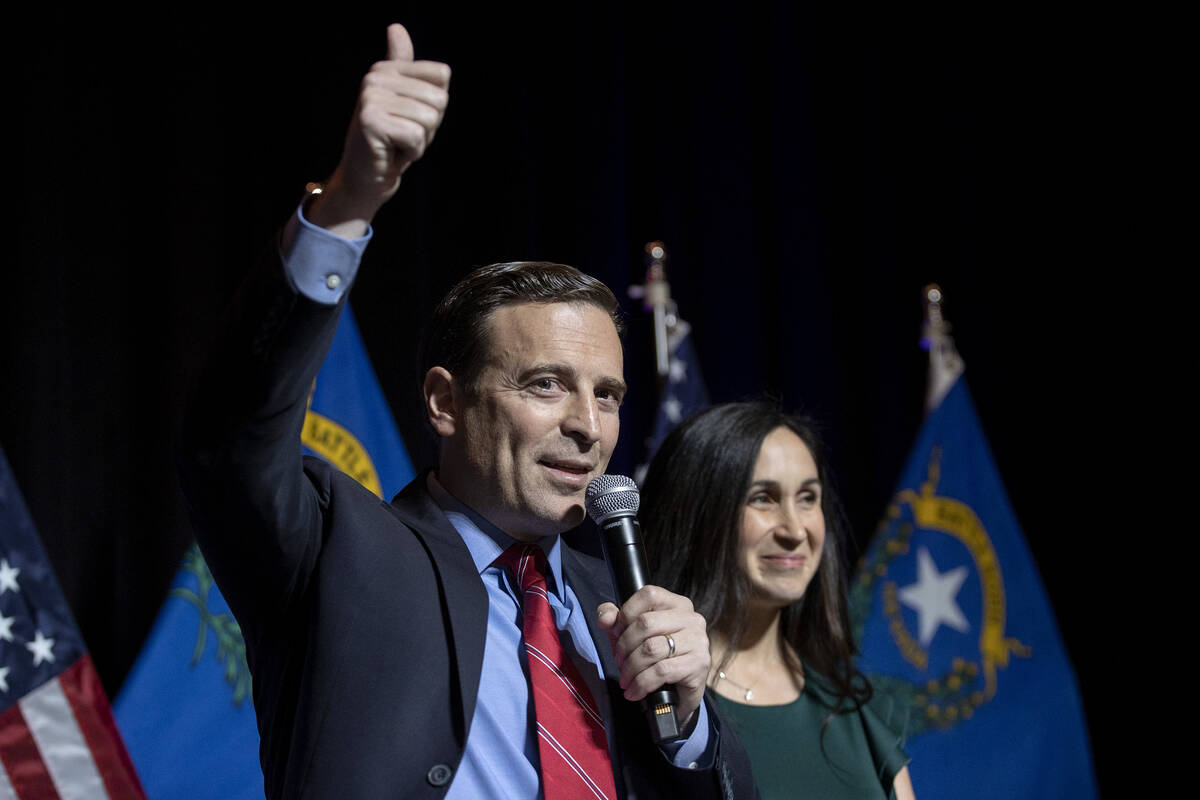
left=850, top=376, right=1097, bottom=799
left=115, top=305, right=414, bottom=798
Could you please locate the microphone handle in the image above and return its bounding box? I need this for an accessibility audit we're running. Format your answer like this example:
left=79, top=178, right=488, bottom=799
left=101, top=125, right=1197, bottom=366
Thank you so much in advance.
left=598, top=515, right=682, bottom=744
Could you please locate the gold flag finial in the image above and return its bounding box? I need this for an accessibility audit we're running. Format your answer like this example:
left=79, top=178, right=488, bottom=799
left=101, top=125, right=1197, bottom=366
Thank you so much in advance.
left=921, top=283, right=948, bottom=344
left=920, top=283, right=964, bottom=413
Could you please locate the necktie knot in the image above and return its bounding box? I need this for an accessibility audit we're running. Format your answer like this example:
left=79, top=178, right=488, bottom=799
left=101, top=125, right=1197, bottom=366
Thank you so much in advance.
left=493, top=543, right=550, bottom=594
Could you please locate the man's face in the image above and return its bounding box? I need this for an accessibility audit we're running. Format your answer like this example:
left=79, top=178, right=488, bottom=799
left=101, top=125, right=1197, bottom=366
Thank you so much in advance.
left=453, top=301, right=625, bottom=540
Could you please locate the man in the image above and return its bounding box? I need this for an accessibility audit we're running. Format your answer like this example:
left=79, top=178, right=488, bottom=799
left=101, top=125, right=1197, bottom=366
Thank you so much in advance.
left=180, top=23, right=756, bottom=799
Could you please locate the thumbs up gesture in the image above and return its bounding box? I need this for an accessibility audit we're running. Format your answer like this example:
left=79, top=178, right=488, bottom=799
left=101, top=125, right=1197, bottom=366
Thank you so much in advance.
left=310, top=24, right=450, bottom=235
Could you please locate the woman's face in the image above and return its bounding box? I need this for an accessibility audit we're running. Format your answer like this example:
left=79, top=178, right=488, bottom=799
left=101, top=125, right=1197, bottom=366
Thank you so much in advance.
left=736, top=426, right=826, bottom=614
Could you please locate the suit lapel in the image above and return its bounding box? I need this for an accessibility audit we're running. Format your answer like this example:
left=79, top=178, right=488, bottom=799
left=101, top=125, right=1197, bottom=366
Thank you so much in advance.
left=385, top=474, right=489, bottom=745
left=380, top=490, right=631, bottom=757
left=562, top=544, right=620, bottom=680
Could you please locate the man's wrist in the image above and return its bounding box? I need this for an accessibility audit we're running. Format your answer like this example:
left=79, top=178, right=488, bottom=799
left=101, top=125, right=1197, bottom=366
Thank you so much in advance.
left=661, top=699, right=713, bottom=770
left=677, top=704, right=700, bottom=739
left=280, top=198, right=372, bottom=305
left=304, top=169, right=386, bottom=239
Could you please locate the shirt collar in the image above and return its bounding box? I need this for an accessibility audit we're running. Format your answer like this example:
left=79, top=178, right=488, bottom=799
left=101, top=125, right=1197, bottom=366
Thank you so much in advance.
left=426, top=472, right=567, bottom=600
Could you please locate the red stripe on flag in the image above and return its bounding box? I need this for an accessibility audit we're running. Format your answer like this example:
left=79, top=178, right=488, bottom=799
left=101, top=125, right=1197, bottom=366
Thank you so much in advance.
left=0, top=701, right=63, bottom=800
left=59, top=656, right=147, bottom=800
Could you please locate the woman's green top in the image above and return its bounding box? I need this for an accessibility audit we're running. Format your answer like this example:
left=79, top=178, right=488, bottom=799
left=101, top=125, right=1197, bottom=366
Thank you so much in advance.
left=712, top=674, right=910, bottom=800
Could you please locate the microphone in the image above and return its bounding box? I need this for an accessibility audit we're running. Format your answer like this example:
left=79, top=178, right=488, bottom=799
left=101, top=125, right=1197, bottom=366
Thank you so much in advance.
left=585, top=474, right=681, bottom=744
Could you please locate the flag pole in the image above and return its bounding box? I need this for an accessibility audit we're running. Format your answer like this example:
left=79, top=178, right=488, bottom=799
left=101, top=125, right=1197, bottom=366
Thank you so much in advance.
left=628, top=243, right=710, bottom=483
left=628, top=241, right=676, bottom=385
left=920, top=283, right=965, bottom=414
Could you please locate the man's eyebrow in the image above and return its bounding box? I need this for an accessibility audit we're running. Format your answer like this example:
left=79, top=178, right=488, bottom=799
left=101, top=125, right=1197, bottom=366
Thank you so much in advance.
left=516, top=362, right=578, bottom=383
left=596, top=376, right=628, bottom=397
left=516, top=363, right=627, bottom=396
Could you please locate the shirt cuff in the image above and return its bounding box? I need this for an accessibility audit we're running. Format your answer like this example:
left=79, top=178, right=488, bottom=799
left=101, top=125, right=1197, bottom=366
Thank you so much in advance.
left=661, top=700, right=715, bottom=770
left=281, top=202, right=373, bottom=305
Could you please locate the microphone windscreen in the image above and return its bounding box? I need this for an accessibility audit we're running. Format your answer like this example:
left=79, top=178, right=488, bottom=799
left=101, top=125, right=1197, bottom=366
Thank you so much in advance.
left=585, top=474, right=640, bottom=522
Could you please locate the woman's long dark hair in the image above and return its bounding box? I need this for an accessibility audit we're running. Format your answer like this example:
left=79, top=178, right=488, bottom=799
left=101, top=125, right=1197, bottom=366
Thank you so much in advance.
left=640, top=400, right=870, bottom=710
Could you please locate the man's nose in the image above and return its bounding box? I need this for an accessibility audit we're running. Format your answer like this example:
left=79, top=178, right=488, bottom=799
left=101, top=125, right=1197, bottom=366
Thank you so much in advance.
left=563, top=392, right=602, bottom=445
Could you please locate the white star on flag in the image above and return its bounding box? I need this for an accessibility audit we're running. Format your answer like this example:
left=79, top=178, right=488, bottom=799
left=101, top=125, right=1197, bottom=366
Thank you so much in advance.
left=26, top=629, right=57, bottom=666
left=668, top=358, right=688, bottom=383
left=0, top=558, right=20, bottom=594
left=2, top=442, right=148, bottom=797
left=898, top=546, right=971, bottom=646
left=663, top=396, right=682, bottom=423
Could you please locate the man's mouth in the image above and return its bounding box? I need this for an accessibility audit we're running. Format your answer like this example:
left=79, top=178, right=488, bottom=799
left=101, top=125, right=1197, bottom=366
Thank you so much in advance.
left=539, top=459, right=594, bottom=486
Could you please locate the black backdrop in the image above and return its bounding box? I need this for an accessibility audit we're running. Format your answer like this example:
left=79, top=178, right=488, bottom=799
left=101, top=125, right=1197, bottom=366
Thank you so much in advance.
left=4, top=5, right=1125, bottom=794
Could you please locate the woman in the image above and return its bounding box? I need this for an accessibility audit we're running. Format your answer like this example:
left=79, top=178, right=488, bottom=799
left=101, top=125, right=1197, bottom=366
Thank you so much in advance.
left=640, top=401, right=916, bottom=800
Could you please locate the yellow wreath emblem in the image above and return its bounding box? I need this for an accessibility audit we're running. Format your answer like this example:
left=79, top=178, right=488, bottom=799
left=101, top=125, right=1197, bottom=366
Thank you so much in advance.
left=301, top=387, right=384, bottom=498
left=858, top=447, right=1031, bottom=728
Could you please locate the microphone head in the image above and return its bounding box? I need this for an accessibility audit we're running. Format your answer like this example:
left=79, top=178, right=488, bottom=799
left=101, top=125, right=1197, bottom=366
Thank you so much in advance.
left=585, top=474, right=640, bottom=523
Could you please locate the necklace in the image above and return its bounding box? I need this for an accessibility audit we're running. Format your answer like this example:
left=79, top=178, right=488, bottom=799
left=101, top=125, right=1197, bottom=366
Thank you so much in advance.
left=715, top=669, right=757, bottom=702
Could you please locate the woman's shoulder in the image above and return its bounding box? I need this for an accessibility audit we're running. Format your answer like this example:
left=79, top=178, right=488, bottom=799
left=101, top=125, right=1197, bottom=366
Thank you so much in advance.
left=805, top=669, right=913, bottom=793
left=803, top=669, right=911, bottom=747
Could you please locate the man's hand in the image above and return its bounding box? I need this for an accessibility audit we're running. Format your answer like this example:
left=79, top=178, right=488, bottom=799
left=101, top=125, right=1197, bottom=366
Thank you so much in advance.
left=597, top=586, right=711, bottom=734
left=309, top=23, right=450, bottom=238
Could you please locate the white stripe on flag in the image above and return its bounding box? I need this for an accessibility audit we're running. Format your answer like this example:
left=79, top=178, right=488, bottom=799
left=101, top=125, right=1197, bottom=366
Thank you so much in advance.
left=19, top=677, right=109, bottom=800
left=0, top=759, right=16, bottom=800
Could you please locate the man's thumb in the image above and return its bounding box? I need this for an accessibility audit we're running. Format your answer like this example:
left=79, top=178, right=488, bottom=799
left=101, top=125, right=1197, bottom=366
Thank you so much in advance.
left=386, top=23, right=414, bottom=61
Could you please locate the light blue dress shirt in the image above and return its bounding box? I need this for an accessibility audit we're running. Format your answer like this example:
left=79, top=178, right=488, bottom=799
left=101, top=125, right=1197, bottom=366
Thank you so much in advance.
left=282, top=206, right=714, bottom=797
left=423, top=475, right=711, bottom=799
left=281, top=207, right=371, bottom=304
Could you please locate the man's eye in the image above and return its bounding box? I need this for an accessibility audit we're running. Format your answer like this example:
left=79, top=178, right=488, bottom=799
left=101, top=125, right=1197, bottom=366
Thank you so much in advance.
left=596, top=389, right=623, bottom=406
left=532, top=378, right=561, bottom=392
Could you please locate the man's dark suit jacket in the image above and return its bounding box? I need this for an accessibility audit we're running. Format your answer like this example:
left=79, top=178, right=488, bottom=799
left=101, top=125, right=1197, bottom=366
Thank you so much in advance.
left=178, top=245, right=757, bottom=799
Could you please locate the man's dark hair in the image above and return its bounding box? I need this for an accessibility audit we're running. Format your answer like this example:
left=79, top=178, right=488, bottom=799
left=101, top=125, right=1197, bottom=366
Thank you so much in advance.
left=419, top=261, right=625, bottom=394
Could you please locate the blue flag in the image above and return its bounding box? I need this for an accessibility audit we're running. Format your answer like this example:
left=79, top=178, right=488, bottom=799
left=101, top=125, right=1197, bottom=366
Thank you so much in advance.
left=850, top=376, right=1097, bottom=799
left=114, top=306, right=415, bottom=798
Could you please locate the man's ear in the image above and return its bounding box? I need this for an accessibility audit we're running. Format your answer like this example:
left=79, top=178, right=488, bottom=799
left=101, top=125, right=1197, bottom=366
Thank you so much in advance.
left=424, top=366, right=459, bottom=437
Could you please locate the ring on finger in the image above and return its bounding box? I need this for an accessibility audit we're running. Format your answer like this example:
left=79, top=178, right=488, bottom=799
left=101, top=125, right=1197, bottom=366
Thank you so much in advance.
left=665, top=634, right=676, bottom=658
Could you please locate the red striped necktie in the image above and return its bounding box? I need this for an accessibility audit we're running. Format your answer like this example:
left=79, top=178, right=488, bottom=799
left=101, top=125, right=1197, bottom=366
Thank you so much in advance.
left=494, top=543, right=617, bottom=800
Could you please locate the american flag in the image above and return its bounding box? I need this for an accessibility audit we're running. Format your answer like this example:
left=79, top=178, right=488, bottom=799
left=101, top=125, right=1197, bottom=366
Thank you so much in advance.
left=0, top=444, right=145, bottom=799
left=633, top=317, right=710, bottom=486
